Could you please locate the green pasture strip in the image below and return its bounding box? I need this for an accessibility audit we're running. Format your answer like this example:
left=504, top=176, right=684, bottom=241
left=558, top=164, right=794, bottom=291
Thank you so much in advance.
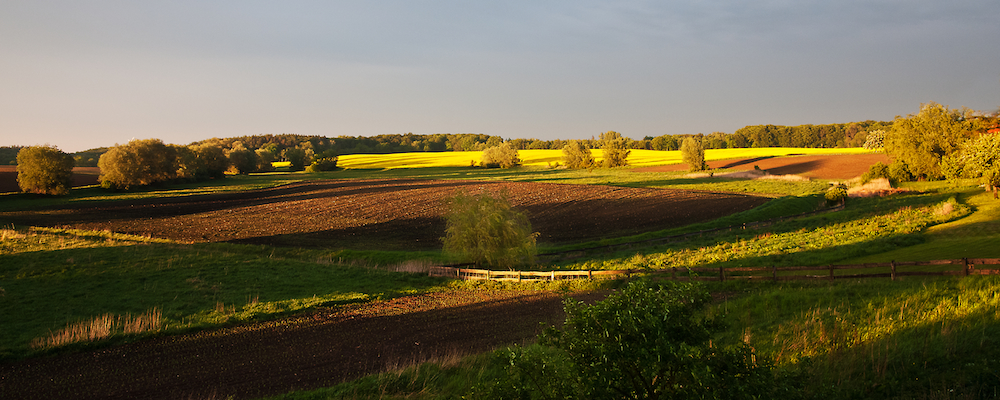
left=554, top=189, right=968, bottom=272
left=0, top=231, right=452, bottom=360
left=709, top=277, right=1000, bottom=398
left=843, top=181, right=1000, bottom=263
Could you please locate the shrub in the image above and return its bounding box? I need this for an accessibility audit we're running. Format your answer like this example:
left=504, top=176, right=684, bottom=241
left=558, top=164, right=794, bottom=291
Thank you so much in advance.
left=306, top=157, right=339, bottom=172
left=600, top=131, right=630, bottom=168
left=887, top=159, right=914, bottom=183
left=681, top=136, right=708, bottom=171
left=826, top=184, right=848, bottom=205
left=561, top=140, right=595, bottom=169
left=98, top=139, right=178, bottom=190
left=479, top=143, right=521, bottom=169
left=441, top=190, right=537, bottom=269
left=861, top=162, right=890, bottom=184
left=15, top=145, right=75, bottom=195
left=479, top=280, right=785, bottom=399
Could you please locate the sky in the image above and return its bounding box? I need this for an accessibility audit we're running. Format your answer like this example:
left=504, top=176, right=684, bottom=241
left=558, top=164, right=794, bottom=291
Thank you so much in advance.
left=1, top=1, right=998, bottom=153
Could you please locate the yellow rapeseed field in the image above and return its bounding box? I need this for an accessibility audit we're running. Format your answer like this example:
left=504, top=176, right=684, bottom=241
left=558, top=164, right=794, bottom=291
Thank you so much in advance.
left=337, top=148, right=877, bottom=169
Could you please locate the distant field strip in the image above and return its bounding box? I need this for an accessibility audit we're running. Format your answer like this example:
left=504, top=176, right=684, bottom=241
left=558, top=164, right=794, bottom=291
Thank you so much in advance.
left=338, top=148, right=877, bottom=169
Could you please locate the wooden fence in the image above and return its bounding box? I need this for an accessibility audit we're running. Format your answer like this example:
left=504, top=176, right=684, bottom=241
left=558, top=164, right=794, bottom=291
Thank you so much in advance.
left=428, top=258, right=1000, bottom=282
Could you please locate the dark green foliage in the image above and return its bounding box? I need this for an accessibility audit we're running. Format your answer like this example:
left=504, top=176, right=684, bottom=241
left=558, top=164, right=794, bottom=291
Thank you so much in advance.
left=561, top=140, right=595, bottom=169
left=680, top=136, right=708, bottom=171
left=731, top=120, right=892, bottom=148
left=942, top=132, right=1000, bottom=197
left=15, top=145, right=75, bottom=195
left=825, top=184, right=847, bottom=205
left=97, top=139, right=178, bottom=190
left=887, top=159, right=914, bottom=183
left=479, top=143, right=521, bottom=168
left=480, top=280, right=785, bottom=399
left=71, top=148, right=108, bottom=167
left=226, top=142, right=259, bottom=175
left=600, top=131, right=630, bottom=168
left=176, top=144, right=229, bottom=181
left=441, top=191, right=537, bottom=269
left=861, top=162, right=891, bottom=184
left=306, top=157, right=339, bottom=172
left=0, top=146, right=25, bottom=165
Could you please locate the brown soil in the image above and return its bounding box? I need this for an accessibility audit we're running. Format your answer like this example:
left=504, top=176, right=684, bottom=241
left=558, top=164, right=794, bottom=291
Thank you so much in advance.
left=1, top=179, right=769, bottom=249
left=0, top=166, right=100, bottom=193
left=633, top=153, right=890, bottom=179
left=0, top=290, right=608, bottom=400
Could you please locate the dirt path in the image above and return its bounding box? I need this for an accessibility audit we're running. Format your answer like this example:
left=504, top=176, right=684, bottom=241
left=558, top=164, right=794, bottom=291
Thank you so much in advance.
left=0, top=290, right=607, bottom=400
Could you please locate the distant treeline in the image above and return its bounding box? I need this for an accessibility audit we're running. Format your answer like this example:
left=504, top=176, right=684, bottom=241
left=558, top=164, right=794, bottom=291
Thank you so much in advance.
left=5, top=120, right=892, bottom=167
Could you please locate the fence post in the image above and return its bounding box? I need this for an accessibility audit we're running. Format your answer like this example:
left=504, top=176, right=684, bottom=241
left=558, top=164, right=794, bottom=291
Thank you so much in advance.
left=672, top=267, right=677, bottom=280
left=963, top=258, right=970, bottom=277
left=772, top=265, right=777, bottom=281
left=551, top=270, right=555, bottom=281
left=719, top=266, right=725, bottom=282
left=487, top=269, right=491, bottom=281
left=890, top=261, right=896, bottom=281
left=829, top=264, right=834, bottom=282
left=518, top=271, right=522, bottom=282
left=588, top=270, right=592, bottom=279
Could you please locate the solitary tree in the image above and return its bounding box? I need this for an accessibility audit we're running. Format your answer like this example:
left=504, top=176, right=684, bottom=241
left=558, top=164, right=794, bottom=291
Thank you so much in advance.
left=16, top=145, right=75, bottom=195
left=441, top=190, right=538, bottom=269
left=680, top=136, right=708, bottom=171
left=561, top=140, right=595, bottom=169
left=98, top=139, right=178, bottom=190
left=599, top=131, right=630, bottom=168
left=479, top=143, right=521, bottom=168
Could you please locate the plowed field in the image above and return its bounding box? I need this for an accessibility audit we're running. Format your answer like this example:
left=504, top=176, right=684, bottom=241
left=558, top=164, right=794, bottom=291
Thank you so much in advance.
left=2, top=179, right=769, bottom=249
left=633, top=153, right=890, bottom=179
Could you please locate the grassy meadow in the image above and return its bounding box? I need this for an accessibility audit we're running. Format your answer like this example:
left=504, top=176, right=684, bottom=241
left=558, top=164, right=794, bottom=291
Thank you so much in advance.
left=3, top=147, right=1000, bottom=398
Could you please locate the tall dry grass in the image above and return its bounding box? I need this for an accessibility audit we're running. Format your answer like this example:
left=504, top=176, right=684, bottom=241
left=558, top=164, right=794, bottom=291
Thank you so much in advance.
left=31, top=307, right=163, bottom=349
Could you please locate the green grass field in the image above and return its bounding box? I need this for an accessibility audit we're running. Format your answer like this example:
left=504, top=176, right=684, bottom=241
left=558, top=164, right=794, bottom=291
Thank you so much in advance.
left=3, top=147, right=998, bottom=399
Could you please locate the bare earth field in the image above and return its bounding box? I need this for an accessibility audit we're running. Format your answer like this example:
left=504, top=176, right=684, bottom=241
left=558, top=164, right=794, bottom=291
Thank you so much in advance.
left=0, top=290, right=609, bottom=400
left=1, top=179, right=769, bottom=249
left=0, top=166, right=100, bottom=193
left=633, top=153, right=890, bottom=179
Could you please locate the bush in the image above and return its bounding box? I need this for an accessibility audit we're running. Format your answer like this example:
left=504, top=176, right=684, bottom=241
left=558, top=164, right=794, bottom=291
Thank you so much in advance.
left=478, top=280, right=786, bottom=399
left=561, top=140, right=595, bottom=169
left=15, top=145, right=75, bottom=195
left=826, top=184, right=848, bottom=205
left=681, top=136, right=708, bottom=171
left=98, top=139, right=178, bottom=190
left=441, top=190, right=537, bottom=269
left=861, top=161, right=890, bottom=184
left=479, top=143, right=521, bottom=169
left=306, top=157, right=339, bottom=172
left=600, top=131, right=630, bottom=168
left=887, top=159, right=914, bottom=183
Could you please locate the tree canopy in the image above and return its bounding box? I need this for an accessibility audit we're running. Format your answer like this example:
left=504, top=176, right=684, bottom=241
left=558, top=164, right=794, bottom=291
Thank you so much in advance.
left=16, top=145, right=75, bottom=195
left=885, top=102, right=984, bottom=179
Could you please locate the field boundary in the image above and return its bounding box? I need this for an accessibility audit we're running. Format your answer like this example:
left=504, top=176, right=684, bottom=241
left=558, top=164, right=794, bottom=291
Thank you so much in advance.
left=525, top=203, right=845, bottom=262
left=428, top=258, right=1000, bottom=282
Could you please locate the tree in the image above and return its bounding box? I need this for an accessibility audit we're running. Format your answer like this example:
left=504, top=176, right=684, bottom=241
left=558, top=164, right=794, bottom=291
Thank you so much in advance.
left=943, top=132, right=1000, bottom=199
left=480, top=280, right=783, bottom=399
left=863, top=129, right=886, bottom=150
left=226, top=142, right=259, bottom=175
left=98, top=139, right=178, bottom=190
left=680, top=136, right=708, bottom=171
left=561, top=140, right=595, bottom=169
left=441, top=190, right=538, bottom=269
left=479, top=143, right=521, bottom=168
left=15, top=145, right=75, bottom=195
left=599, top=131, right=630, bottom=168
left=884, top=102, right=983, bottom=179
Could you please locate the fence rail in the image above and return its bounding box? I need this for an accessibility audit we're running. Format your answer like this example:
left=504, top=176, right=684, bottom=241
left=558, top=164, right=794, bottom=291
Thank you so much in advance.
left=428, top=258, right=1000, bottom=282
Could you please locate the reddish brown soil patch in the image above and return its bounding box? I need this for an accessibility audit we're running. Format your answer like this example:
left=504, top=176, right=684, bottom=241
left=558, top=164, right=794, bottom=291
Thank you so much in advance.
left=1, top=179, right=769, bottom=249
left=0, top=290, right=607, bottom=400
left=0, top=166, right=100, bottom=193
left=634, top=153, right=890, bottom=179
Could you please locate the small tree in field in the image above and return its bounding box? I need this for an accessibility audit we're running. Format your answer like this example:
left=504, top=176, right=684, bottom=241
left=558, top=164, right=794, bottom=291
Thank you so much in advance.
left=16, top=145, right=75, bottom=195
left=681, top=136, right=708, bottom=171
left=561, top=140, right=595, bottom=169
left=98, top=139, right=178, bottom=190
left=600, top=131, right=630, bottom=168
left=479, top=143, right=521, bottom=168
left=441, top=190, right=538, bottom=269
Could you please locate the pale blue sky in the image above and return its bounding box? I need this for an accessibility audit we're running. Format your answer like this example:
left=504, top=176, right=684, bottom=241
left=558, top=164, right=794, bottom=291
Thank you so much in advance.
left=2, top=1, right=998, bottom=152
